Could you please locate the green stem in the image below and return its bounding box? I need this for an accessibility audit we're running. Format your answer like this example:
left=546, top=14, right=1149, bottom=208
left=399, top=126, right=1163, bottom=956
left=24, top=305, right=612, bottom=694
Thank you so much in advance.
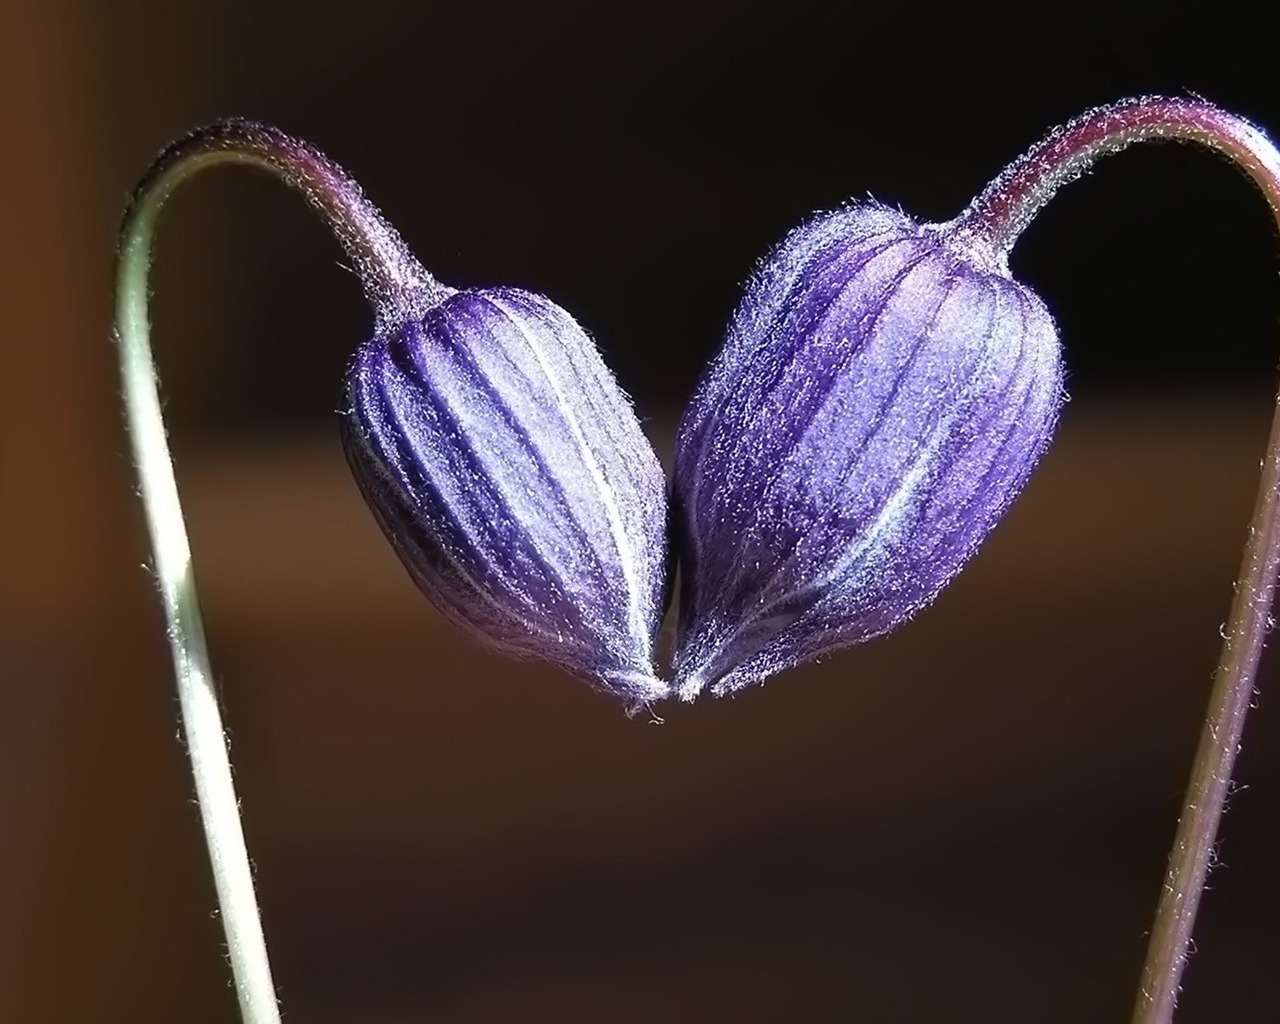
left=114, top=121, right=442, bottom=1024
left=945, top=96, right=1280, bottom=1024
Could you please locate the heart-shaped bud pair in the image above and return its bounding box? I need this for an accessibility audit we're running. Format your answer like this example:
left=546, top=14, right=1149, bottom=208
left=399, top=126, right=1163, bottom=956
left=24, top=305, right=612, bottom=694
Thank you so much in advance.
left=328, top=106, right=1099, bottom=705
left=344, top=200, right=1063, bottom=705
left=135, top=101, right=1273, bottom=707
left=343, top=208, right=1063, bottom=707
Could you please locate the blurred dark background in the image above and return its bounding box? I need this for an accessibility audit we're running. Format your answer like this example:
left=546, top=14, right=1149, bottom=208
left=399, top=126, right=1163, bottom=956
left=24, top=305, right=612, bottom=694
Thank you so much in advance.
left=1, top=2, right=1277, bottom=1022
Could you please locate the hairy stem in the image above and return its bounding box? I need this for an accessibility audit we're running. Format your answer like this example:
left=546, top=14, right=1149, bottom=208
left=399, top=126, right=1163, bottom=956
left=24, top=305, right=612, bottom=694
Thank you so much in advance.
left=115, top=121, right=441, bottom=1023
left=947, top=96, right=1280, bottom=1024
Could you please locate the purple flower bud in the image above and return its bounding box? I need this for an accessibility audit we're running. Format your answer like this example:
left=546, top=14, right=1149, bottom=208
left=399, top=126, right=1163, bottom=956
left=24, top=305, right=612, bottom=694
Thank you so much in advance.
left=343, top=286, right=670, bottom=706
left=672, top=203, right=1063, bottom=698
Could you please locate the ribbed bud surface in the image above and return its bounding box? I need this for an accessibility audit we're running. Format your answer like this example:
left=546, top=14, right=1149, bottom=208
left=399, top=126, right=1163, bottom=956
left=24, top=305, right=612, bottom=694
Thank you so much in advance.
left=343, top=287, right=670, bottom=705
left=673, top=204, right=1063, bottom=698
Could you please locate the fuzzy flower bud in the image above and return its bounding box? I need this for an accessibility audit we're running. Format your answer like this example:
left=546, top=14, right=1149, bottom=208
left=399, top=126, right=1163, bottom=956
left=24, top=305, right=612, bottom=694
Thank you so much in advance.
left=673, top=203, right=1063, bottom=698
left=343, top=286, right=670, bottom=706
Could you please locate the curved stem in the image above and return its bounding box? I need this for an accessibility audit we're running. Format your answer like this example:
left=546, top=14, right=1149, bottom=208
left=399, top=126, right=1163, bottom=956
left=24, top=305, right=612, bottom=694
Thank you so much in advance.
left=948, top=96, right=1280, bottom=274
left=946, top=97, right=1280, bottom=1024
left=115, top=122, right=442, bottom=1024
left=126, top=120, right=449, bottom=325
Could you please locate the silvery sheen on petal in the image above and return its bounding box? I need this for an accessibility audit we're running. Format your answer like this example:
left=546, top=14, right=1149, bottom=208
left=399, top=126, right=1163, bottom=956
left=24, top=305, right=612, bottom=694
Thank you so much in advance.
left=344, top=286, right=670, bottom=705
left=672, top=203, right=1064, bottom=699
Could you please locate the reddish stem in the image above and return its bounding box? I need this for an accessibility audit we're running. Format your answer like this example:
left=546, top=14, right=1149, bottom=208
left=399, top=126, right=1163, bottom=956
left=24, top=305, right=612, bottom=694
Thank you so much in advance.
left=946, top=96, right=1280, bottom=1024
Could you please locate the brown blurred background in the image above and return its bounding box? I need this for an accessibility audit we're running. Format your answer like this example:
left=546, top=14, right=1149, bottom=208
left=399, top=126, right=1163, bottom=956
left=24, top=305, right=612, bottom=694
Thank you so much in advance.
left=1, top=2, right=1277, bottom=1022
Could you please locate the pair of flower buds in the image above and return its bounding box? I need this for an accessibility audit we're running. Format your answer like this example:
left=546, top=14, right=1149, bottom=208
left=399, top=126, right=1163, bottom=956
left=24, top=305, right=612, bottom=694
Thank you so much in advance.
left=344, top=183, right=1063, bottom=707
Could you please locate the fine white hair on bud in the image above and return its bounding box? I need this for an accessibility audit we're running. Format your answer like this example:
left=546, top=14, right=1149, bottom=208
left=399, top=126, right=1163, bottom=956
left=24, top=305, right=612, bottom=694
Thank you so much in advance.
left=344, top=287, right=671, bottom=707
left=672, top=204, right=1063, bottom=698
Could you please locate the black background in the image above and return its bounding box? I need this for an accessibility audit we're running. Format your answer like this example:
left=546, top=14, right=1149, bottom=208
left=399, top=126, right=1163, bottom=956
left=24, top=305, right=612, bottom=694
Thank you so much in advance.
left=5, top=3, right=1279, bottom=1023
left=101, top=1, right=1280, bottom=439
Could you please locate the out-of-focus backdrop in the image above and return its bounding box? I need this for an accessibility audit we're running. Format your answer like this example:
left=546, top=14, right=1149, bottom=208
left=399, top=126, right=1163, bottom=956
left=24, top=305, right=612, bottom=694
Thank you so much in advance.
left=1, top=3, right=1277, bottom=1022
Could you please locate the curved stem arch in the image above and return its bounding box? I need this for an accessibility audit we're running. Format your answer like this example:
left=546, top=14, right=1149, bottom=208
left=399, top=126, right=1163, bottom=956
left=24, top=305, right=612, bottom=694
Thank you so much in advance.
left=114, top=122, right=442, bottom=1024
left=945, top=97, right=1280, bottom=1024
